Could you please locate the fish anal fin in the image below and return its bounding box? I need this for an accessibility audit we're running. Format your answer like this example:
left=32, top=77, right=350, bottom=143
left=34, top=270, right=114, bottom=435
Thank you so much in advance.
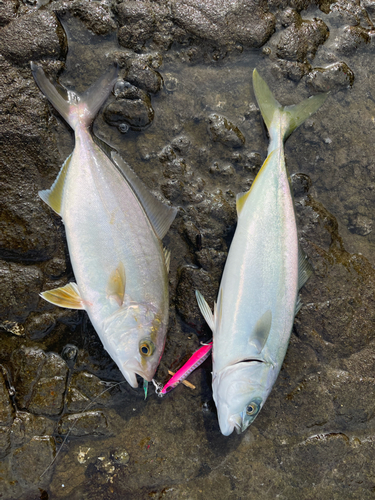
left=195, top=290, right=215, bottom=332
left=298, top=245, right=313, bottom=290
left=39, top=154, right=72, bottom=215
left=107, top=262, right=126, bottom=306
left=249, top=310, right=272, bottom=354
left=41, top=282, right=85, bottom=309
left=111, top=151, right=177, bottom=240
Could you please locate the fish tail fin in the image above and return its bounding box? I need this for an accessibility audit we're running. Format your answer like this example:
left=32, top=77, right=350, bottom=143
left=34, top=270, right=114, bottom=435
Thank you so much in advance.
left=252, top=69, right=327, bottom=144
left=30, top=62, right=118, bottom=130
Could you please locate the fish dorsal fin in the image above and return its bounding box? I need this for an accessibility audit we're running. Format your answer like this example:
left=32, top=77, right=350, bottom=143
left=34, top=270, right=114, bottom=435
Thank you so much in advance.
left=39, top=154, right=72, bottom=215
left=298, top=246, right=313, bottom=290
left=107, top=263, right=126, bottom=306
left=111, top=151, right=177, bottom=240
left=249, top=310, right=272, bottom=354
left=163, top=247, right=171, bottom=273
left=40, top=282, right=85, bottom=310
left=236, top=190, right=251, bottom=216
left=195, top=290, right=215, bottom=332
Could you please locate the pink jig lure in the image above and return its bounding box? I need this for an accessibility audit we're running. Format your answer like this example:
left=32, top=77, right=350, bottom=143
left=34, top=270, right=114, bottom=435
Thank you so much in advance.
left=160, top=341, right=213, bottom=395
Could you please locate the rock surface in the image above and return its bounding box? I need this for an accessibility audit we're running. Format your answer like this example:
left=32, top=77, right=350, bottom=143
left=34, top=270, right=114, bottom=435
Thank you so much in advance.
left=1, top=0, right=375, bottom=499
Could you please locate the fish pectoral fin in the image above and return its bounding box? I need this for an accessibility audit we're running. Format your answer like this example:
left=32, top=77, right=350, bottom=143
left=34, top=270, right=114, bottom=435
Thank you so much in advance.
left=111, top=151, right=177, bottom=240
left=298, top=245, right=313, bottom=290
left=39, top=154, right=72, bottom=215
left=40, top=282, right=85, bottom=309
left=195, top=290, right=215, bottom=332
left=107, top=262, right=126, bottom=306
left=249, top=310, right=272, bottom=354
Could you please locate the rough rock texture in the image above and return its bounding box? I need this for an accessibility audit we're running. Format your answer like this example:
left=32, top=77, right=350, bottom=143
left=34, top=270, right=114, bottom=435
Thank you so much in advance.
left=1, top=1, right=375, bottom=499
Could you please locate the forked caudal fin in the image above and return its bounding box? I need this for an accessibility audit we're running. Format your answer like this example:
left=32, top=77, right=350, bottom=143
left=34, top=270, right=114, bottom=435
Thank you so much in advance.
left=252, top=69, right=328, bottom=147
left=30, top=62, right=118, bottom=130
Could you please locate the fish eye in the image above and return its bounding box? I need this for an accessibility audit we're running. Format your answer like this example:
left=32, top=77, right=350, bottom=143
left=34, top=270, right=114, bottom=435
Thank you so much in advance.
left=139, top=340, right=155, bottom=357
left=246, top=402, right=259, bottom=416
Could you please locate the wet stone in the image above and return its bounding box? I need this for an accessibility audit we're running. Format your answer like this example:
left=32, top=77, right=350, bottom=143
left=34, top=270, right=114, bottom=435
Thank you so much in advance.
left=104, top=88, right=154, bottom=131
left=207, top=114, right=245, bottom=148
left=0, top=369, right=14, bottom=426
left=58, top=410, right=112, bottom=437
left=12, top=435, right=55, bottom=486
left=54, top=0, right=117, bottom=35
left=334, top=26, right=371, bottom=55
left=10, top=411, right=56, bottom=448
left=171, top=0, right=275, bottom=48
left=0, top=426, right=11, bottom=459
left=277, top=59, right=312, bottom=81
left=28, top=352, right=68, bottom=416
left=11, top=347, right=46, bottom=410
left=61, top=344, right=79, bottom=368
left=276, top=17, right=329, bottom=63
left=24, top=312, right=56, bottom=340
left=126, top=60, right=163, bottom=94
left=306, top=62, right=355, bottom=92
left=66, top=371, right=112, bottom=413
left=0, top=0, right=17, bottom=27
left=0, top=261, right=43, bottom=323
left=0, top=11, right=65, bottom=64
left=348, top=214, right=373, bottom=236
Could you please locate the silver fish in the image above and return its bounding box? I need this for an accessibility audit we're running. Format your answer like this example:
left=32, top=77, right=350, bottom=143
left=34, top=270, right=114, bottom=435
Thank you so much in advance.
left=31, top=63, right=176, bottom=388
left=196, top=69, right=327, bottom=435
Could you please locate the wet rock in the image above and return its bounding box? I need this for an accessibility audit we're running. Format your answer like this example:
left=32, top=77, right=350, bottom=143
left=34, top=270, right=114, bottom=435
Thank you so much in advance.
left=175, top=266, right=218, bottom=332
left=0, top=0, right=17, bottom=27
left=126, top=59, right=163, bottom=94
left=307, top=62, right=355, bottom=92
left=209, top=162, right=235, bottom=176
left=171, top=135, right=191, bottom=155
left=277, top=59, right=312, bottom=81
left=24, top=312, right=56, bottom=340
left=243, top=151, right=263, bottom=172
left=27, top=352, right=68, bottom=416
left=117, top=0, right=170, bottom=51
left=58, top=410, right=112, bottom=436
left=0, top=11, right=66, bottom=64
left=171, top=0, right=275, bottom=48
left=54, top=0, right=117, bottom=35
left=294, top=196, right=375, bottom=361
left=11, top=411, right=56, bottom=448
left=61, top=344, right=79, bottom=368
left=334, top=26, right=371, bottom=55
left=330, top=0, right=373, bottom=28
left=276, top=16, right=329, bottom=63
left=11, top=347, right=46, bottom=410
left=0, top=426, right=11, bottom=459
left=195, top=248, right=227, bottom=277
left=111, top=448, right=130, bottom=466
left=161, top=178, right=185, bottom=202
left=66, top=371, right=112, bottom=413
left=0, top=369, right=14, bottom=427
left=0, top=262, right=43, bottom=323
left=104, top=85, right=154, bottom=131
left=208, top=114, right=245, bottom=148
left=348, top=214, right=373, bottom=236
left=12, top=435, right=55, bottom=486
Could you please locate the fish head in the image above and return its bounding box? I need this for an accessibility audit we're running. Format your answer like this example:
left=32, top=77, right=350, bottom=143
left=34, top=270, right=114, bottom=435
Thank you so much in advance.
left=104, top=300, right=166, bottom=389
left=212, top=360, right=273, bottom=436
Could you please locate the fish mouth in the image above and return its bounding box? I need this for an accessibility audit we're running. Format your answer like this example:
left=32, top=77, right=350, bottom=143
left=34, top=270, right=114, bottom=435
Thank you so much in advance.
left=232, top=358, right=265, bottom=366
left=122, top=362, right=152, bottom=389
